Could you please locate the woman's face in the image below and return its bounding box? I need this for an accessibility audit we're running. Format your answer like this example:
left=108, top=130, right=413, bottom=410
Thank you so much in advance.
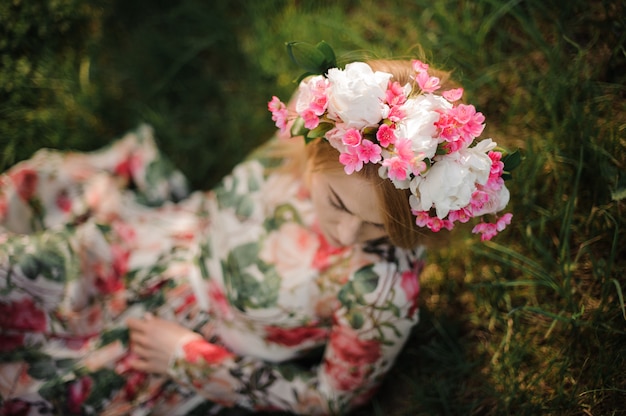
left=308, top=168, right=388, bottom=247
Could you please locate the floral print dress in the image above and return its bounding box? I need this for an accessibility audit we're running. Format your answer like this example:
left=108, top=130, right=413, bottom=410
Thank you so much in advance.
left=0, top=125, right=423, bottom=416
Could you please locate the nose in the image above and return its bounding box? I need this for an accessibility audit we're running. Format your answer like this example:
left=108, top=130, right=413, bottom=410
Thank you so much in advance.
left=336, top=214, right=362, bottom=246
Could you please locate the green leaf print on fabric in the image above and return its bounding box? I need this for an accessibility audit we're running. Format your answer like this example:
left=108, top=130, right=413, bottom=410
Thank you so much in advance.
left=352, top=266, right=379, bottom=295
left=214, top=178, right=256, bottom=220
left=264, top=203, right=302, bottom=231
left=338, top=266, right=380, bottom=329
left=100, top=327, right=130, bottom=347
left=223, top=243, right=281, bottom=310
left=21, top=249, right=67, bottom=283
left=337, top=265, right=379, bottom=307
left=235, top=194, right=255, bottom=218
left=9, top=234, right=73, bottom=284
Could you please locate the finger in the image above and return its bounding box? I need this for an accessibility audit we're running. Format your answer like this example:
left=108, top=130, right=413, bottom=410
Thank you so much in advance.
left=129, top=331, right=151, bottom=349
left=126, top=317, right=147, bottom=333
left=128, top=356, right=153, bottom=373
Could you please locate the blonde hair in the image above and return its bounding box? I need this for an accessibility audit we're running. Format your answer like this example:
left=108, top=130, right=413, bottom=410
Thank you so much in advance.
left=274, top=59, right=456, bottom=249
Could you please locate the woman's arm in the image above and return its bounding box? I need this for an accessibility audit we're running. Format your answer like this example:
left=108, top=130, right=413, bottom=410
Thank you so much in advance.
left=129, top=250, right=422, bottom=415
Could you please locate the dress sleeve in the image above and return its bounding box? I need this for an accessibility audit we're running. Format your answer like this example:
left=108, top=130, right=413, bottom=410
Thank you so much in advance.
left=167, top=247, right=423, bottom=415
left=0, top=124, right=187, bottom=234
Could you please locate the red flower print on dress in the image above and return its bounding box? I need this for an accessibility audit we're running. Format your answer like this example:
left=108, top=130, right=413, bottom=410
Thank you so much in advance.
left=0, top=333, right=25, bottom=352
left=324, top=326, right=381, bottom=391
left=264, top=324, right=328, bottom=347
left=312, top=224, right=349, bottom=271
left=0, top=398, right=32, bottom=416
left=9, top=168, right=38, bottom=201
left=114, top=153, right=143, bottom=182
left=0, top=298, right=47, bottom=332
left=400, top=269, right=420, bottom=318
left=67, top=376, right=93, bottom=414
left=94, top=244, right=130, bottom=294
left=208, top=280, right=232, bottom=319
left=56, top=189, right=72, bottom=213
left=0, top=193, right=7, bottom=222
left=182, top=339, right=233, bottom=365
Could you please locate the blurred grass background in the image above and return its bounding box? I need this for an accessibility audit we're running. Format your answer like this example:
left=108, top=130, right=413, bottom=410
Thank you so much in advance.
left=1, top=0, right=625, bottom=415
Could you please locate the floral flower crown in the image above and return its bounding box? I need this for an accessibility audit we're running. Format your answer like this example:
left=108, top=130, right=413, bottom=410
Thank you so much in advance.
left=268, top=41, right=519, bottom=241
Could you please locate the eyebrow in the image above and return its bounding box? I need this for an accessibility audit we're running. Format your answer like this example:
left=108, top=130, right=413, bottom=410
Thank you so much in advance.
left=328, top=185, right=385, bottom=229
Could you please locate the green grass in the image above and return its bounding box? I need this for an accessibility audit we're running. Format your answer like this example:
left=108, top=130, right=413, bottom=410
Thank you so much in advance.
left=1, top=0, right=625, bottom=414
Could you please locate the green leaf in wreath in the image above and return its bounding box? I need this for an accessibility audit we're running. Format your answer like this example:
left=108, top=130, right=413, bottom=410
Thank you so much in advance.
left=290, top=116, right=308, bottom=138
left=501, top=149, right=522, bottom=180
left=286, top=41, right=337, bottom=77
left=307, top=122, right=334, bottom=141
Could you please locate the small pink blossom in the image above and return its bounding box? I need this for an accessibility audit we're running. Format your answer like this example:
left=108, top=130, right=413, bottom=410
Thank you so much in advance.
left=339, top=150, right=364, bottom=174
left=411, top=59, right=429, bottom=73
left=497, top=213, right=513, bottom=231
left=443, top=88, right=464, bottom=102
left=356, top=139, right=382, bottom=164
left=472, top=222, right=498, bottom=241
left=416, top=71, right=441, bottom=93
left=301, top=108, right=320, bottom=130
left=448, top=207, right=472, bottom=223
left=376, top=124, right=397, bottom=147
left=470, top=190, right=490, bottom=212
left=393, top=137, right=414, bottom=161
left=382, top=156, right=410, bottom=181
left=386, top=105, right=406, bottom=122
left=472, top=213, right=512, bottom=241
left=308, top=78, right=330, bottom=115
left=489, top=151, right=504, bottom=177
left=310, top=95, right=328, bottom=115
left=411, top=210, right=454, bottom=232
left=426, top=216, right=454, bottom=232
left=268, top=96, right=289, bottom=132
left=385, top=81, right=407, bottom=106
left=342, top=128, right=362, bottom=147
left=412, top=210, right=429, bottom=228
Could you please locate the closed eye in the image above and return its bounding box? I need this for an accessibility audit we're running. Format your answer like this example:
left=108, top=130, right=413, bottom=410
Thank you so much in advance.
left=328, top=186, right=350, bottom=213
left=328, top=186, right=385, bottom=229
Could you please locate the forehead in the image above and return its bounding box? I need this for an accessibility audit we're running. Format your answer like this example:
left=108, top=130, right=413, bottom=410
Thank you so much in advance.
left=319, top=170, right=384, bottom=224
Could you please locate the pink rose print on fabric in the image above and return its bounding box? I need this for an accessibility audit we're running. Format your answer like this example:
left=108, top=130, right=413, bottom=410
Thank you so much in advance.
left=208, top=280, right=232, bottom=319
left=324, top=326, right=381, bottom=391
left=67, top=376, right=93, bottom=414
left=182, top=339, right=233, bottom=365
left=400, top=269, right=421, bottom=318
left=0, top=333, right=25, bottom=352
left=94, top=244, right=130, bottom=295
left=0, top=298, right=47, bottom=332
left=9, top=168, right=38, bottom=201
left=264, top=324, right=328, bottom=347
left=0, top=399, right=33, bottom=416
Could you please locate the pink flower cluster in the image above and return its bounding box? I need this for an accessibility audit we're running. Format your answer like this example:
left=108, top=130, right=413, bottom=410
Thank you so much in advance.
left=268, top=59, right=513, bottom=240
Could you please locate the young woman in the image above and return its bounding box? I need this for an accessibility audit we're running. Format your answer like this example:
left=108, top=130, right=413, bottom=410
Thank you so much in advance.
left=0, top=55, right=512, bottom=415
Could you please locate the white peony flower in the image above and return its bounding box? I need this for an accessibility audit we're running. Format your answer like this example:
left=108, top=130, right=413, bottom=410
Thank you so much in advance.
left=326, top=62, right=391, bottom=129
left=458, top=138, right=497, bottom=186
left=472, top=185, right=511, bottom=216
left=410, top=138, right=498, bottom=218
left=410, top=156, right=474, bottom=218
left=397, top=94, right=452, bottom=159
left=296, top=75, right=327, bottom=114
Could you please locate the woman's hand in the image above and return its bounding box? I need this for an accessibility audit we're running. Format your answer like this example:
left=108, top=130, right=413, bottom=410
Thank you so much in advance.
left=127, top=313, right=202, bottom=374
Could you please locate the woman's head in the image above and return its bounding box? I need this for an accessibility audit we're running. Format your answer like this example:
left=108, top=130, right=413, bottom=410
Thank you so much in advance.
left=306, top=137, right=420, bottom=249
left=304, top=59, right=455, bottom=249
